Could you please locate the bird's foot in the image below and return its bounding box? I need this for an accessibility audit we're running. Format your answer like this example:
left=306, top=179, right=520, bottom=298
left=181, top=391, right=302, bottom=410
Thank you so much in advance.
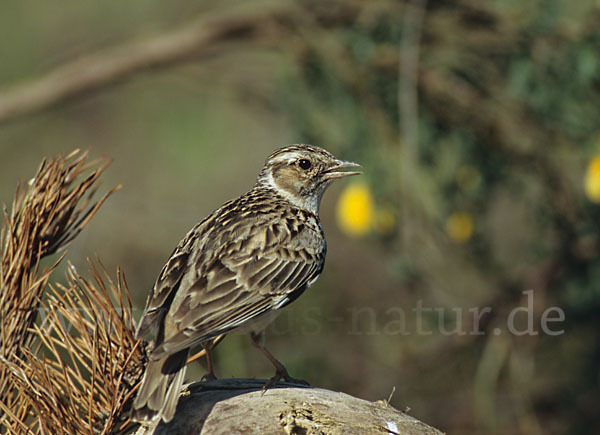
left=281, top=372, right=309, bottom=386
left=261, top=368, right=309, bottom=394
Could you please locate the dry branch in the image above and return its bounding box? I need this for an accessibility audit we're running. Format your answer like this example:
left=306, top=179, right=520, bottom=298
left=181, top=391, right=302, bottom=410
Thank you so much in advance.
left=0, top=1, right=291, bottom=124
left=0, top=150, right=144, bottom=435
left=1, top=149, right=119, bottom=365
left=135, top=379, right=443, bottom=435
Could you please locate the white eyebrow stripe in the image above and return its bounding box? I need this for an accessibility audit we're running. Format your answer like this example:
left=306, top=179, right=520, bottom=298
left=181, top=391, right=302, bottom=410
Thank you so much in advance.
left=283, top=153, right=301, bottom=164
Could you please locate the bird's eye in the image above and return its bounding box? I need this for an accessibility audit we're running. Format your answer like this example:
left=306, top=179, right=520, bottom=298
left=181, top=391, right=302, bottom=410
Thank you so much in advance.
left=298, top=159, right=311, bottom=170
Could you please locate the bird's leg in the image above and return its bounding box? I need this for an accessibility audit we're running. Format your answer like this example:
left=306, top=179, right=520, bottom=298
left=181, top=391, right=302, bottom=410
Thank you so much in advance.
left=187, top=334, right=225, bottom=364
left=201, top=340, right=217, bottom=381
left=249, top=331, right=309, bottom=391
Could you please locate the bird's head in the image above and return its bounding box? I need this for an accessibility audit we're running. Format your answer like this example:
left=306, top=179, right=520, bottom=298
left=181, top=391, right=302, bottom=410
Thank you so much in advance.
left=256, top=144, right=361, bottom=213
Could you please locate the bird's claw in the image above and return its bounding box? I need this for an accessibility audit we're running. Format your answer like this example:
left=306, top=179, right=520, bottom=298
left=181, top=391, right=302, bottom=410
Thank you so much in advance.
left=261, top=369, right=309, bottom=395
left=282, top=373, right=309, bottom=385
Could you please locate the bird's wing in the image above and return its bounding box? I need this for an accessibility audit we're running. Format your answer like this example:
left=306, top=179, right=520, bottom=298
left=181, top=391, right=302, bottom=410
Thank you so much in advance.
left=149, top=208, right=325, bottom=359
left=135, top=215, right=215, bottom=341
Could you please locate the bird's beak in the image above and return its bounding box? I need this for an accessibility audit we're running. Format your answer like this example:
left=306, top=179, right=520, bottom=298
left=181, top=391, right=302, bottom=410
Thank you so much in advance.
left=322, top=159, right=362, bottom=180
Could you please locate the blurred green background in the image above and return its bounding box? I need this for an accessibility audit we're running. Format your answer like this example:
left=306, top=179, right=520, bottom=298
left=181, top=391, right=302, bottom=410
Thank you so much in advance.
left=1, top=1, right=599, bottom=434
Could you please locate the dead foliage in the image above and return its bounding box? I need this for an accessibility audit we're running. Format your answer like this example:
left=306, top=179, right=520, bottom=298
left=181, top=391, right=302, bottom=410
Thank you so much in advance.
left=0, top=150, right=145, bottom=434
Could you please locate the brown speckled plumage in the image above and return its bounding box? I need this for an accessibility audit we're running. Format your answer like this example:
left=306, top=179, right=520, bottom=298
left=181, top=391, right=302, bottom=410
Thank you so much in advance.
left=132, top=144, right=360, bottom=423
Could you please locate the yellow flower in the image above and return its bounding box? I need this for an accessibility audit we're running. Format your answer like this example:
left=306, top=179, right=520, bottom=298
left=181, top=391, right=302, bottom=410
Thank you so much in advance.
left=584, top=155, right=600, bottom=203
left=445, top=211, right=473, bottom=244
left=336, top=183, right=374, bottom=236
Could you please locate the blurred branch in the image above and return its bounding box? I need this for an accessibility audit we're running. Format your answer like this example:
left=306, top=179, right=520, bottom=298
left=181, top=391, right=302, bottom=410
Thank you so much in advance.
left=0, top=1, right=292, bottom=124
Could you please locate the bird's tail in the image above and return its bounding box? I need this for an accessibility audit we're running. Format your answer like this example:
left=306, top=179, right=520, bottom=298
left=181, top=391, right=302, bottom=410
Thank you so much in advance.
left=132, top=348, right=190, bottom=424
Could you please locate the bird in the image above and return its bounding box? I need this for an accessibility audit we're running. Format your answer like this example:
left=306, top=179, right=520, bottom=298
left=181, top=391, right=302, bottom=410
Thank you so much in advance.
left=131, top=144, right=361, bottom=423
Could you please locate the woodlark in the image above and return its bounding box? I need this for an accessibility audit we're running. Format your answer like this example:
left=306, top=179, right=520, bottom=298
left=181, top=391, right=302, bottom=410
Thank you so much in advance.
left=132, top=144, right=361, bottom=423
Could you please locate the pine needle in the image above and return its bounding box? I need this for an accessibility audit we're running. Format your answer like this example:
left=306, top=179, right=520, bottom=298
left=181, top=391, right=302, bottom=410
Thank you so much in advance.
left=0, top=150, right=145, bottom=434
